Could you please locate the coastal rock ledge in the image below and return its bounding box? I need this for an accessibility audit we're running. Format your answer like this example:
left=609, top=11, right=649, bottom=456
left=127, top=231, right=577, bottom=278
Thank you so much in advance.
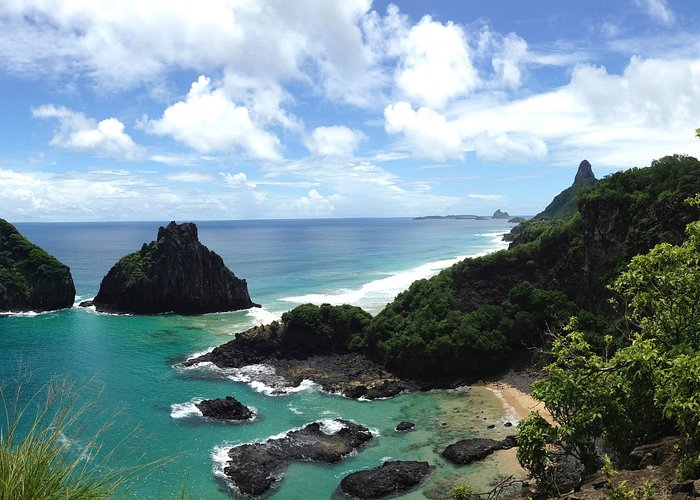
left=82, top=221, right=258, bottom=314
left=196, top=396, right=254, bottom=421
left=339, top=460, right=432, bottom=498
left=223, top=419, right=373, bottom=496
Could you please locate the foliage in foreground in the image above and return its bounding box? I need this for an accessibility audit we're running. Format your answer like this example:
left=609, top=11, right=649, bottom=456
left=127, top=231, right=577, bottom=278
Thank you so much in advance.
left=0, top=375, right=158, bottom=499
left=517, top=196, right=700, bottom=490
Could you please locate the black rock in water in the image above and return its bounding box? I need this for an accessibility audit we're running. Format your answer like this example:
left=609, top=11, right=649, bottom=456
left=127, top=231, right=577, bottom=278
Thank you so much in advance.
left=85, top=221, right=258, bottom=314
left=395, top=421, right=415, bottom=432
left=339, top=460, right=431, bottom=498
left=196, top=396, right=253, bottom=421
left=223, top=419, right=373, bottom=495
left=442, top=435, right=517, bottom=465
left=492, top=209, right=510, bottom=219
left=0, top=218, right=75, bottom=312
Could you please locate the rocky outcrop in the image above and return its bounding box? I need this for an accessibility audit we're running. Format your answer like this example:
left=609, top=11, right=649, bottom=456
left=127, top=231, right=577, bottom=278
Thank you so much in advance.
left=195, top=396, right=253, bottom=421
left=339, top=461, right=431, bottom=498
left=186, top=336, right=416, bottom=399
left=532, top=159, right=597, bottom=222
left=84, top=221, right=258, bottom=314
left=222, top=419, right=373, bottom=496
left=441, top=435, right=517, bottom=465
left=184, top=308, right=417, bottom=399
left=492, top=209, right=510, bottom=219
left=395, top=421, right=415, bottom=432
left=0, top=218, right=75, bottom=312
left=508, top=216, right=527, bottom=223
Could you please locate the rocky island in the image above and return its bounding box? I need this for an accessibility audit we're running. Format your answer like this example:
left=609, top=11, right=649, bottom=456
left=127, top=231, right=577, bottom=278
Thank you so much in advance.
left=82, top=221, right=258, bottom=314
left=0, top=218, right=75, bottom=312
left=223, top=419, right=373, bottom=495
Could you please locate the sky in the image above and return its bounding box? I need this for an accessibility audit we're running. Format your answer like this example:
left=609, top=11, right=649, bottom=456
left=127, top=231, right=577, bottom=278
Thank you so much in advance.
left=1, top=0, right=700, bottom=222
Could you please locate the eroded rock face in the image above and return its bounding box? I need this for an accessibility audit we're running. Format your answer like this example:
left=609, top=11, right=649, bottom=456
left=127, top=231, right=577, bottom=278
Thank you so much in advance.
left=86, top=221, right=258, bottom=314
left=340, top=461, right=431, bottom=498
left=222, top=420, right=373, bottom=496
left=195, top=396, right=253, bottom=421
left=441, top=435, right=517, bottom=465
left=0, top=218, right=75, bottom=312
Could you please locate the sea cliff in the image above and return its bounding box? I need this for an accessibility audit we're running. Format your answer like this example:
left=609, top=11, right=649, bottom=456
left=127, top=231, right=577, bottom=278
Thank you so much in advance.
left=0, top=219, right=75, bottom=312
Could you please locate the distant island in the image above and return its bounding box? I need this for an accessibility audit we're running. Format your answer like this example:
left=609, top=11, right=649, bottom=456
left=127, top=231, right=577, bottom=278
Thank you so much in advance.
left=414, top=210, right=525, bottom=222
left=413, top=214, right=491, bottom=220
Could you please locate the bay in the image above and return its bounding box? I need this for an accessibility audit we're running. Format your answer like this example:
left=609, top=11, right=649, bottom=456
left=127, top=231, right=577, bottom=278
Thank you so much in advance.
left=1, top=218, right=520, bottom=498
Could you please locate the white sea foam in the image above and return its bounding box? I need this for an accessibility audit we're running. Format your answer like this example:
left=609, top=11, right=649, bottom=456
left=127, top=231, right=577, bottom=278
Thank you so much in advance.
left=246, top=306, right=281, bottom=325
left=287, top=404, right=303, bottom=415
left=170, top=399, right=204, bottom=419
left=319, top=419, right=346, bottom=435
left=181, top=359, right=319, bottom=397
left=0, top=310, right=41, bottom=317
left=280, top=255, right=470, bottom=313
left=211, top=445, right=233, bottom=481
left=476, top=231, right=511, bottom=247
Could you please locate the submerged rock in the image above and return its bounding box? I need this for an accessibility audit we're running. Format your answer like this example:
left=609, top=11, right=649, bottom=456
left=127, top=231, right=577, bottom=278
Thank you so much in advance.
left=339, top=460, right=431, bottom=498
left=223, top=419, right=373, bottom=496
left=84, top=221, right=258, bottom=314
left=395, top=421, right=415, bottom=432
left=442, top=435, right=517, bottom=465
left=0, top=218, right=75, bottom=312
left=195, top=396, right=253, bottom=421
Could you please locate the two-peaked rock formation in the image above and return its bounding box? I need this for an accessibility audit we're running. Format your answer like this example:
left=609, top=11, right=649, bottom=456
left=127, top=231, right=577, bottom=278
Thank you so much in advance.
left=84, top=221, right=258, bottom=314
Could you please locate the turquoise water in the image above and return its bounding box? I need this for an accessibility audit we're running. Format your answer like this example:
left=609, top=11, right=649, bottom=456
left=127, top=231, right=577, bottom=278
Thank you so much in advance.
left=0, top=218, right=523, bottom=498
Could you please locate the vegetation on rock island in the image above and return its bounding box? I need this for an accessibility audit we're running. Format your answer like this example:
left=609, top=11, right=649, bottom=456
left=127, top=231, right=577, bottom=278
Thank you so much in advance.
left=0, top=218, right=75, bottom=311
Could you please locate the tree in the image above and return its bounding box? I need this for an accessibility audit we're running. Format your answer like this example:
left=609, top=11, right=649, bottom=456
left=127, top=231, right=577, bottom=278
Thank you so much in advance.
left=518, top=197, right=700, bottom=487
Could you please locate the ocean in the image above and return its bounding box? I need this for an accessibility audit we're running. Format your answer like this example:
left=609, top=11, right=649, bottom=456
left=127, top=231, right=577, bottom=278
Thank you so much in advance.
left=1, top=218, right=521, bottom=498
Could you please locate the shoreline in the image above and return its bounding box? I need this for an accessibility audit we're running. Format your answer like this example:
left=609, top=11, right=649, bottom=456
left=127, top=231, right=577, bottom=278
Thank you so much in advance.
left=478, top=380, right=553, bottom=425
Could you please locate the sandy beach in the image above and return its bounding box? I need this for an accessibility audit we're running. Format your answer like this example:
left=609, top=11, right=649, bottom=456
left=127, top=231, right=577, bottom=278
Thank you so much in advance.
left=479, top=381, right=554, bottom=425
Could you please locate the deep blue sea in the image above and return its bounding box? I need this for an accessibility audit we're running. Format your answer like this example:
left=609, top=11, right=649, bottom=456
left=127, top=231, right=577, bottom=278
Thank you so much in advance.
left=1, top=218, right=521, bottom=498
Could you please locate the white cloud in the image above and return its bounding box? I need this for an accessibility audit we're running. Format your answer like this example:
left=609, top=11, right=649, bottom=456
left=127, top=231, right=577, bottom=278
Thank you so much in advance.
left=304, top=126, right=366, bottom=157
left=384, top=101, right=463, bottom=161
left=221, top=171, right=257, bottom=189
left=491, top=33, right=528, bottom=89
left=166, top=172, right=213, bottom=183
left=394, top=15, right=478, bottom=109
left=145, top=75, right=281, bottom=160
left=294, top=189, right=341, bottom=216
left=473, top=132, right=547, bottom=162
left=0, top=0, right=385, bottom=108
left=445, top=55, right=700, bottom=168
left=634, top=0, right=675, bottom=25
left=467, top=193, right=504, bottom=200
left=31, top=105, right=144, bottom=160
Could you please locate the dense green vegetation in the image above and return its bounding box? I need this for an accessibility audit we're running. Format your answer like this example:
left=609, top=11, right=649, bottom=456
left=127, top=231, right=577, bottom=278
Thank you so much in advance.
left=517, top=195, right=700, bottom=491
left=356, top=155, right=700, bottom=380
left=0, top=219, right=72, bottom=307
left=279, top=303, right=372, bottom=354
left=277, top=156, right=700, bottom=387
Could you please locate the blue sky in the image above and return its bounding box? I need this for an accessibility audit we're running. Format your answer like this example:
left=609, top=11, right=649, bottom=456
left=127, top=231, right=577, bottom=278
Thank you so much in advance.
left=1, top=0, right=699, bottom=221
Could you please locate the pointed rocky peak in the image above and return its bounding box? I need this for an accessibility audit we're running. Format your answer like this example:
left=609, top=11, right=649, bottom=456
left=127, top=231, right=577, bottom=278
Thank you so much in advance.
left=157, top=220, right=198, bottom=243
left=492, top=209, right=510, bottom=219
left=574, top=160, right=595, bottom=183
